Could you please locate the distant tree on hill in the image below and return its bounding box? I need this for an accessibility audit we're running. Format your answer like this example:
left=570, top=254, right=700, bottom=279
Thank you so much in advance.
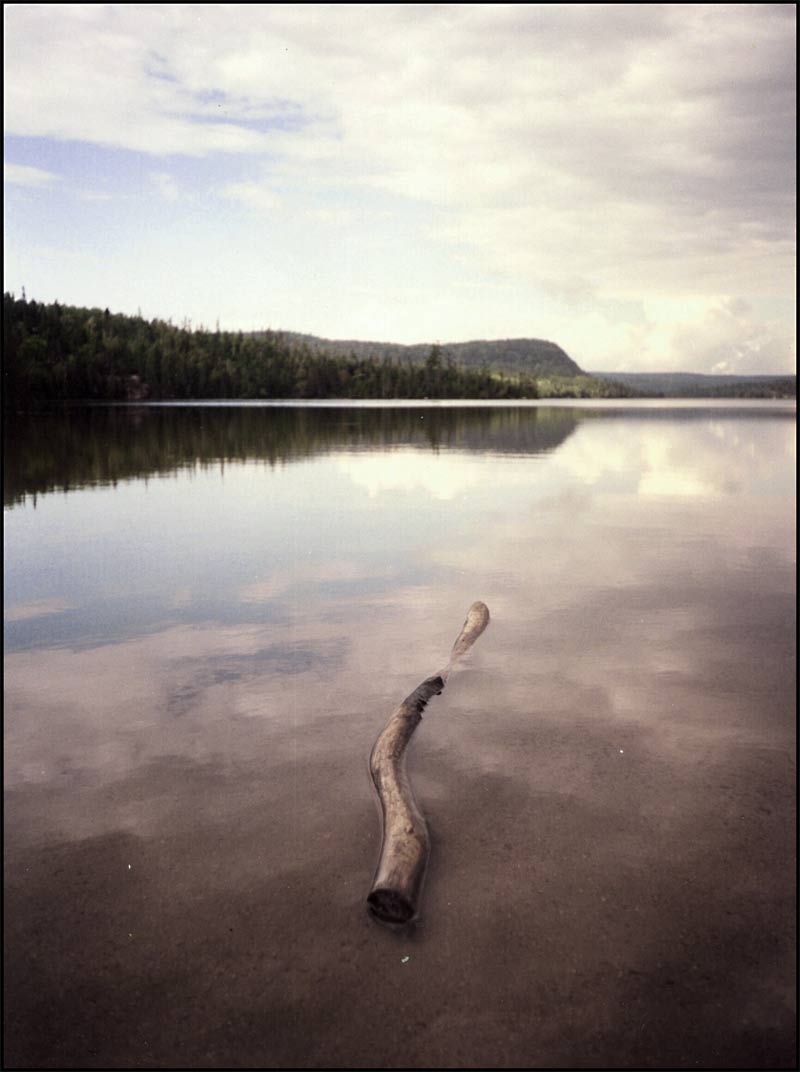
left=2, top=294, right=547, bottom=405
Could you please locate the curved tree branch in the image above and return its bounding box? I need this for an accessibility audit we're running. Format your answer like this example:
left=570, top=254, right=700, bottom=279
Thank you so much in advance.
left=367, top=602, right=491, bottom=925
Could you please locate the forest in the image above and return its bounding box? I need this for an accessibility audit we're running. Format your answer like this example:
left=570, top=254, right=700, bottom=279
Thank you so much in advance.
left=3, top=294, right=544, bottom=404
left=592, top=370, right=796, bottom=399
left=2, top=294, right=639, bottom=405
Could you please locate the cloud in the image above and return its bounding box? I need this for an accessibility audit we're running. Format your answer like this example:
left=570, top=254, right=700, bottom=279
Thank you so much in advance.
left=76, top=189, right=116, bottom=202
left=4, top=162, right=59, bottom=188
left=3, top=4, right=795, bottom=369
left=4, top=6, right=313, bottom=157
left=578, top=294, right=797, bottom=374
left=668, top=298, right=797, bottom=376
left=151, top=171, right=179, bottom=202
left=221, top=180, right=282, bottom=213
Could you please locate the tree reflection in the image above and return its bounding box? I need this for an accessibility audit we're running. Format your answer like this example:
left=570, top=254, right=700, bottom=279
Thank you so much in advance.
left=4, top=404, right=584, bottom=506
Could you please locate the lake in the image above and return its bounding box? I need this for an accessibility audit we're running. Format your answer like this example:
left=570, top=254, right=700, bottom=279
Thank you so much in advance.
left=3, top=400, right=796, bottom=1068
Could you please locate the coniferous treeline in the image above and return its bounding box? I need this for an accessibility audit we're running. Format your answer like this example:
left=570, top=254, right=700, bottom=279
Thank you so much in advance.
left=593, top=370, right=796, bottom=399
left=3, top=294, right=544, bottom=404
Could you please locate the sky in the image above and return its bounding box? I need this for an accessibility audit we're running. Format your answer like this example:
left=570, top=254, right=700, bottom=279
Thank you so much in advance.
left=3, top=3, right=796, bottom=373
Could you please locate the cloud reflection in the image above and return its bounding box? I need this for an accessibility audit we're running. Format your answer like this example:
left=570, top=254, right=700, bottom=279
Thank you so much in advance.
left=3, top=409, right=794, bottom=825
left=336, top=450, right=534, bottom=501
left=4, top=597, right=75, bottom=622
left=3, top=405, right=794, bottom=1072
left=4, top=621, right=350, bottom=795
left=555, top=415, right=796, bottom=500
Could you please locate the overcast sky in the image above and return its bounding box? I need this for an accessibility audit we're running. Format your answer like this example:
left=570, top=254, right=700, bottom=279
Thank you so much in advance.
left=4, top=4, right=796, bottom=372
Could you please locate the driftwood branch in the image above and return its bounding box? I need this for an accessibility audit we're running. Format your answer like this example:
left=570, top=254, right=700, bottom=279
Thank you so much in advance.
left=367, top=602, right=490, bottom=925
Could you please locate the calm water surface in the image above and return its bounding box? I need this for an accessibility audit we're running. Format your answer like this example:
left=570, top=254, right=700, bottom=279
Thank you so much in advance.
left=4, top=402, right=796, bottom=1068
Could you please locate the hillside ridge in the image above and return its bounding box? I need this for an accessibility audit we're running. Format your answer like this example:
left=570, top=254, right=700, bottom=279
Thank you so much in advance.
left=268, top=331, right=583, bottom=379
left=592, top=370, right=796, bottom=398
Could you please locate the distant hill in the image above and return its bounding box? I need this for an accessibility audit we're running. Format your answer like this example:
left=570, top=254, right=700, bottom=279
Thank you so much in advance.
left=272, top=332, right=584, bottom=379
left=3, top=294, right=542, bottom=404
left=591, top=371, right=797, bottom=399
left=5, top=292, right=793, bottom=403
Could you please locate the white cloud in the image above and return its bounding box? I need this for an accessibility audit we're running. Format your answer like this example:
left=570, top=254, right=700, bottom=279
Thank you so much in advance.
left=668, top=297, right=797, bottom=376
left=76, top=189, right=116, bottom=202
left=221, top=180, right=282, bottom=213
left=151, top=171, right=179, bottom=202
left=4, top=162, right=59, bottom=188
left=3, top=4, right=795, bottom=370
